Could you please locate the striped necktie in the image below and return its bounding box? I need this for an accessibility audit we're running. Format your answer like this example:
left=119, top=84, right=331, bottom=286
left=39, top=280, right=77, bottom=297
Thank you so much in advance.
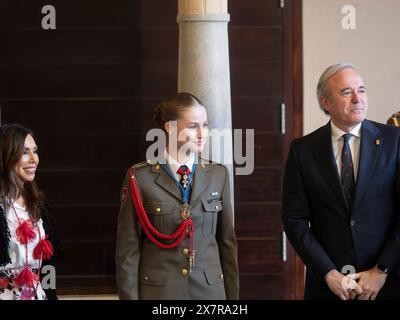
left=341, top=133, right=356, bottom=209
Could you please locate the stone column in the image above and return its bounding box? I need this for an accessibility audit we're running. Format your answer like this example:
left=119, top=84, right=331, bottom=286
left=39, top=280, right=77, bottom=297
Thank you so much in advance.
left=177, top=0, right=234, bottom=204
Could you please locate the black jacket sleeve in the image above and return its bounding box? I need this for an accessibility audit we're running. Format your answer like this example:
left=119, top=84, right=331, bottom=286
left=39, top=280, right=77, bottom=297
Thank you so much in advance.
left=282, top=141, right=336, bottom=281
left=40, top=204, right=63, bottom=300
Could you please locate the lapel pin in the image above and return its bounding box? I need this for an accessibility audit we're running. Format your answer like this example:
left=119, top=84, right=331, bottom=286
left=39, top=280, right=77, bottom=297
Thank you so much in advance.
left=375, top=139, right=381, bottom=146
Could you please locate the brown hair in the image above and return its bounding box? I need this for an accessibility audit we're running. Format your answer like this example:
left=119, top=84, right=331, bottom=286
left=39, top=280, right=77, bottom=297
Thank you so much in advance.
left=153, top=92, right=204, bottom=130
left=0, top=124, right=44, bottom=221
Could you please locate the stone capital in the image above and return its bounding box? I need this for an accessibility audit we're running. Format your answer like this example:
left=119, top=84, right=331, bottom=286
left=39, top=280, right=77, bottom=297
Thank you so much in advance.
left=178, top=0, right=228, bottom=15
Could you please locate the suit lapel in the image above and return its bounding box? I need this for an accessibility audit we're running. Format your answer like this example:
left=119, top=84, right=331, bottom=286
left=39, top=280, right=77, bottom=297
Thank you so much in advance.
left=311, top=122, right=349, bottom=212
left=152, top=163, right=182, bottom=202
left=352, top=120, right=382, bottom=214
left=189, top=163, right=213, bottom=206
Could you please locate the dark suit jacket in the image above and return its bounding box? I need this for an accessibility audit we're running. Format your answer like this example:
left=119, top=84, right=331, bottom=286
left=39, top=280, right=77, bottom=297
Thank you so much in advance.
left=115, top=160, right=239, bottom=300
left=282, top=120, right=400, bottom=299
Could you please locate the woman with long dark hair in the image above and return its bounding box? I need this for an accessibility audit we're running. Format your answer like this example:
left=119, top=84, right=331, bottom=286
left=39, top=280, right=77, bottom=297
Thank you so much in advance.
left=0, top=124, right=61, bottom=300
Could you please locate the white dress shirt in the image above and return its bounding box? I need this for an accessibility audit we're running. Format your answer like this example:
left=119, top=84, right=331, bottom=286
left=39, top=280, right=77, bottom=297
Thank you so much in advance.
left=0, top=201, right=46, bottom=271
left=331, top=121, right=362, bottom=181
left=164, top=150, right=195, bottom=182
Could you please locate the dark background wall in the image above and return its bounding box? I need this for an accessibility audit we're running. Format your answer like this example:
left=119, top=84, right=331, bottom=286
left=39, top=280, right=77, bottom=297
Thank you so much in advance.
left=0, top=0, right=302, bottom=298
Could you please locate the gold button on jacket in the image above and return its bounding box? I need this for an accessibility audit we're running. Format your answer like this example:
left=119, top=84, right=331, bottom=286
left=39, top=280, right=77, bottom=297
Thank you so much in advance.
left=181, top=268, right=188, bottom=276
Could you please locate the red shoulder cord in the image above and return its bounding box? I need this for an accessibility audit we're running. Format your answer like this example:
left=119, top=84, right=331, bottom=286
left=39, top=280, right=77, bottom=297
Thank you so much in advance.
left=128, top=168, right=195, bottom=266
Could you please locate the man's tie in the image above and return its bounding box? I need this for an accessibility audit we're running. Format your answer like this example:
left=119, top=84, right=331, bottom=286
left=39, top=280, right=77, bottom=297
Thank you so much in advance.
left=177, top=165, right=191, bottom=189
left=341, top=133, right=356, bottom=209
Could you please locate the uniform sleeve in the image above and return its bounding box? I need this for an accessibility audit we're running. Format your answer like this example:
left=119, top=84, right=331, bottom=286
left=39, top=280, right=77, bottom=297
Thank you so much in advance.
left=217, top=166, right=239, bottom=300
left=115, top=171, right=142, bottom=300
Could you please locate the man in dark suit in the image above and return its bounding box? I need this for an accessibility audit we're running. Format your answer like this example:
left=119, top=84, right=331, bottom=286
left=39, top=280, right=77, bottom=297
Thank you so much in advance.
left=282, top=63, right=400, bottom=300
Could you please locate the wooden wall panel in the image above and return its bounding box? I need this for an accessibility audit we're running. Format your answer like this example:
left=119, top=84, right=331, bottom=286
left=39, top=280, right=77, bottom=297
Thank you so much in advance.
left=229, top=27, right=282, bottom=62
left=235, top=203, right=282, bottom=238
left=230, top=0, right=302, bottom=300
left=239, top=275, right=284, bottom=300
left=229, top=0, right=282, bottom=26
left=36, top=171, right=123, bottom=206
left=56, top=276, right=116, bottom=294
left=35, top=134, right=143, bottom=170
left=0, top=0, right=176, bottom=28
left=0, top=29, right=178, bottom=63
left=231, top=62, right=282, bottom=97
left=234, top=169, right=282, bottom=203
left=55, top=242, right=115, bottom=275
left=238, top=240, right=282, bottom=274
left=1, top=100, right=159, bottom=134
left=0, top=63, right=177, bottom=99
left=53, top=206, right=119, bottom=241
left=232, top=97, right=281, bottom=133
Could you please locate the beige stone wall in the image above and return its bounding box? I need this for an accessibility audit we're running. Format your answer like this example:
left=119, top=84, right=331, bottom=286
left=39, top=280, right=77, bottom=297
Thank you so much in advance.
left=303, top=0, right=400, bottom=134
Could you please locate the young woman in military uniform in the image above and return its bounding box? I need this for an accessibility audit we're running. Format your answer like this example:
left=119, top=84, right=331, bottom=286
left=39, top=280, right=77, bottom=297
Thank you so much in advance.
left=116, top=93, right=239, bottom=300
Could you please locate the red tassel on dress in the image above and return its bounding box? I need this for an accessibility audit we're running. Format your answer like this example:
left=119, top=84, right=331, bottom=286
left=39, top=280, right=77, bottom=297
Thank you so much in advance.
left=14, top=266, right=39, bottom=288
left=33, top=236, right=54, bottom=260
left=15, top=220, right=36, bottom=244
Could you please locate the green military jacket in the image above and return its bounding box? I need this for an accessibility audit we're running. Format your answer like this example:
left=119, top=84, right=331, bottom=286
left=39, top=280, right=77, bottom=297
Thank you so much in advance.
left=115, top=160, right=239, bottom=300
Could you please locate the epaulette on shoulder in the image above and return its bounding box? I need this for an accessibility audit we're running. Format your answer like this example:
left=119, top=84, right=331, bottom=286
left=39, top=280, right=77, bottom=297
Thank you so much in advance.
left=198, top=157, right=222, bottom=167
left=130, top=161, right=151, bottom=170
